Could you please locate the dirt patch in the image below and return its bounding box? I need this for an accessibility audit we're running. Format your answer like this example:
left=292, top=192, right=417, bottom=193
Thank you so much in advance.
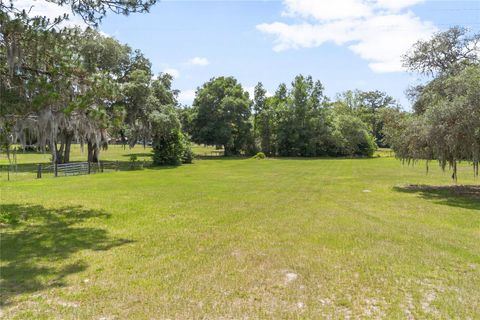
left=284, top=272, right=298, bottom=285
left=363, top=298, right=385, bottom=319
left=403, top=293, right=415, bottom=320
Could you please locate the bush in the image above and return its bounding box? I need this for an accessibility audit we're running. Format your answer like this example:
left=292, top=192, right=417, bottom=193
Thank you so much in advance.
left=181, top=136, right=194, bottom=164
left=332, top=115, right=377, bottom=157
left=149, top=107, right=194, bottom=166
left=152, top=131, right=193, bottom=166
left=252, top=152, right=266, bottom=159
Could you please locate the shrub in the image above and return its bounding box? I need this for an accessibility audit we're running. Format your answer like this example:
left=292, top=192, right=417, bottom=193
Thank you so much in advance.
left=152, top=131, right=193, bottom=166
left=332, top=114, right=377, bottom=157
left=181, top=135, right=195, bottom=164
left=149, top=107, right=194, bottom=166
left=252, top=152, right=266, bottom=159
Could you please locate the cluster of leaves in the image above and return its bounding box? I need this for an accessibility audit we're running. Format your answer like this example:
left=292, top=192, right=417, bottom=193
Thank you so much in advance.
left=384, top=27, right=480, bottom=180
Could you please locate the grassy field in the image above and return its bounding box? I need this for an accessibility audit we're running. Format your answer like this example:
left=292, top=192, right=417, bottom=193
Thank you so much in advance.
left=0, top=153, right=479, bottom=318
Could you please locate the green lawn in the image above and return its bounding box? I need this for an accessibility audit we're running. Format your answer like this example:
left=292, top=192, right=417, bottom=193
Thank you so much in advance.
left=0, top=156, right=479, bottom=318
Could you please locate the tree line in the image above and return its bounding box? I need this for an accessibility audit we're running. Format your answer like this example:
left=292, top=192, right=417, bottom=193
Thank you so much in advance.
left=183, top=76, right=398, bottom=157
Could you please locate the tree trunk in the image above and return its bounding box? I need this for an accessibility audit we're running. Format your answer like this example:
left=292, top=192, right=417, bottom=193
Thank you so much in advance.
left=51, top=141, right=59, bottom=165
left=88, top=141, right=100, bottom=163
left=93, top=147, right=99, bottom=163
left=58, top=140, right=65, bottom=164
left=63, top=132, right=73, bottom=163
left=54, top=142, right=64, bottom=164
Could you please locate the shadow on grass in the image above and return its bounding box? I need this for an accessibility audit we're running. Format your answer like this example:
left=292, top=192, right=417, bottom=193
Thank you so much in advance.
left=272, top=156, right=376, bottom=161
left=394, top=185, right=480, bottom=210
left=121, top=152, right=152, bottom=158
left=194, top=155, right=245, bottom=160
left=0, top=204, right=133, bottom=306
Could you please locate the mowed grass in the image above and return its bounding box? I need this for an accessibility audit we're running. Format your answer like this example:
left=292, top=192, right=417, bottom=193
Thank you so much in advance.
left=0, top=156, right=479, bottom=319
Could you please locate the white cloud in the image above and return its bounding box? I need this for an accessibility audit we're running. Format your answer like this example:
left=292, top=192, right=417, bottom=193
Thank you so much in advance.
left=178, top=89, right=197, bottom=105
left=12, top=0, right=87, bottom=28
left=375, top=0, right=426, bottom=12
left=257, top=0, right=435, bottom=73
left=162, top=68, right=180, bottom=79
left=282, top=0, right=372, bottom=21
left=187, top=57, right=210, bottom=66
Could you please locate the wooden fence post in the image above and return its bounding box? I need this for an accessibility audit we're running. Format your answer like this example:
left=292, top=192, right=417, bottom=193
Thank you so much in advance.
left=116, top=160, right=119, bottom=171
left=88, top=162, right=91, bottom=174
left=54, top=163, right=58, bottom=177
left=100, top=161, right=104, bottom=173
left=37, top=164, right=42, bottom=179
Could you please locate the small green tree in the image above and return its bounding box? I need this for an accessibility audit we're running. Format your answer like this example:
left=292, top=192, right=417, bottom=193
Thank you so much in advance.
left=150, top=106, right=192, bottom=166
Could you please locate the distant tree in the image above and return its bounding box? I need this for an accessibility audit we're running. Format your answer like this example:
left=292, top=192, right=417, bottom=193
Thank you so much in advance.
left=192, top=77, right=252, bottom=155
left=178, top=106, right=195, bottom=138
left=275, top=75, right=335, bottom=156
left=253, top=82, right=267, bottom=117
left=385, top=27, right=480, bottom=180
left=121, top=69, right=151, bottom=147
left=403, top=26, right=480, bottom=77
left=150, top=103, right=191, bottom=166
left=336, top=90, right=398, bottom=147
left=332, top=114, right=376, bottom=157
left=403, top=27, right=480, bottom=116
left=253, top=82, right=269, bottom=153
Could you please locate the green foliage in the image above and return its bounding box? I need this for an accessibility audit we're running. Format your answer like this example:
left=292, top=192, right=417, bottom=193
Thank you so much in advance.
left=403, top=26, right=480, bottom=76
left=150, top=107, right=192, bottom=166
left=335, top=90, right=399, bottom=147
left=44, top=0, right=157, bottom=26
left=152, top=130, right=188, bottom=166
left=332, top=114, right=377, bottom=157
left=188, top=74, right=380, bottom=159
left=386, top=27, right=480, bottom=180
left=181, top=137, right=195, bottom=164
left=248, top=75, right=377, bottom=158
left=252, top=152, right=266, bottom=159
left=192, top=77, right=252, bottom=155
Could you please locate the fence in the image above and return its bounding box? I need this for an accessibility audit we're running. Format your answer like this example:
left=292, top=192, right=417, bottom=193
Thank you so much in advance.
left=2, top=160, right=149, bottom=181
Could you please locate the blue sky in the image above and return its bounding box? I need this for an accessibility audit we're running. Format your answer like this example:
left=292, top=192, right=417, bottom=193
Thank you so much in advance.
left=19, top=0, right=480, bottom=108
